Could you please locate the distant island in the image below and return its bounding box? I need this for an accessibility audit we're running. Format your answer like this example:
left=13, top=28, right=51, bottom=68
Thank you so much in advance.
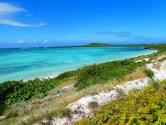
left=74, top=42, right=112, bottom=47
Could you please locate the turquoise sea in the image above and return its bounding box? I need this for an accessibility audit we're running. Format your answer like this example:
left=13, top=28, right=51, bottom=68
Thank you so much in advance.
left=0, top=46, right=156, bottom=83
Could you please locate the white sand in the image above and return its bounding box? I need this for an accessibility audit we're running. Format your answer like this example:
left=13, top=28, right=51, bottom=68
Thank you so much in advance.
left=67, top=78, right=149, bottom=121
left=147, top=61, right=166, bottom=81
left=38, top=60, right=166, bottom=125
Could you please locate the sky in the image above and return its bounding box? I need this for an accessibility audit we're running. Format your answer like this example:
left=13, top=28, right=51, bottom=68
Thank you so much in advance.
left=0, top=0, right=166, bottom=48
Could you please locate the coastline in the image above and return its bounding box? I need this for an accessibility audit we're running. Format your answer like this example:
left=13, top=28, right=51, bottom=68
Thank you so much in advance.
left=0, top=44, right=165, bottom=125
left=0, top=46, right=157, bottom=83
left=20, top=49, right=158, bottom=83
left=49, top=60, right=166, bottom=125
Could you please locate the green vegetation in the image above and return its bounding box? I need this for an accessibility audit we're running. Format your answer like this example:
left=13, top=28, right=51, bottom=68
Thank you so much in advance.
left=0, top=79, right=59, bottom=114
left=75, top=80, right=166, bottom=125
left=78, top=42, right=112, bottom=47
left=143, top=44, right=166, bottom=52
left=0, top=72, right=76, bottom=115
left=144, top=69, right=161, bottom=90
left=75, top=60, right=143, bottom=90
left=56, top=70, right=76, bottom=79
left=0, top=44, right=163, bottom=118
left=0, top=59, right=143, bottom=115
left=130, top=44, right=166, bottom=53
left=0, top=44, right=165, bottom=125
left=158, top=56, right=166, bottom=62
left=144, top=69, right=154, bottom=79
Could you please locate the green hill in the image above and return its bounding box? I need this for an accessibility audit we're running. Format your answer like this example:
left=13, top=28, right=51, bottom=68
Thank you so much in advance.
left=79, top=42, right=112, bottom=47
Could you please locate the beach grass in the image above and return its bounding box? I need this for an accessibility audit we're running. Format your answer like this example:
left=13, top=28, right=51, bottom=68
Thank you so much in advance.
left=75, top=60, right=143, bottom=90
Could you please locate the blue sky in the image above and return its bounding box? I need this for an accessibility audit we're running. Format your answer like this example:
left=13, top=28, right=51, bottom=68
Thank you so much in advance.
left=0, top=0, right=166, bottom=47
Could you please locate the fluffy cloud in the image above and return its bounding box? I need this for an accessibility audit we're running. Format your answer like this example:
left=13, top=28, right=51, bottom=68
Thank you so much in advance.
left=0, top=19, right=46, bottom=27
left=0, top=2, right=46, bottom=28
left=0, top=3, right=25, bottom=16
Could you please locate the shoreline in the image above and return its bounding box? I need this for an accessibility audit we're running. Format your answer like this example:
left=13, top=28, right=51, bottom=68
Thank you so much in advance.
left=37, top=59, right=166, bottom=125
left=0, top=44, right=165, bottom=125
left=40, top=59, right=166, bottom=125
left=19, top=49, right=158, bottom=84
left=2, top=49, right=157, bottom=83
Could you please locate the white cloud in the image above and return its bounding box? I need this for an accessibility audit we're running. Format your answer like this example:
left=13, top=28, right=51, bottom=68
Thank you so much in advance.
left=0, top=19, right=46, bottom=27
left=0, top=2, right=25, bottom=16
left=0, top=2, right=46, bottom=28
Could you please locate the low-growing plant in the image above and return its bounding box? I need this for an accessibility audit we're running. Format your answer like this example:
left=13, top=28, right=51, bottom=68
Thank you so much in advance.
left=144, top=69, right=154, bottom=79
left=116, top=88, right=126, bottom=99
left=151, top=80, right=160, bottom=90
left=75, top=80, right=166, bottom=125
left=75, top=60, right=142, bottom=90
left=0, top=71, right=75, bottom=115
left=158, top=56, right=166, bottom=62
left=144, top=44, right=166, bottom=53
left=144, top=69, right=161, bottom=90
left=56, top=71, right=76, bottom=80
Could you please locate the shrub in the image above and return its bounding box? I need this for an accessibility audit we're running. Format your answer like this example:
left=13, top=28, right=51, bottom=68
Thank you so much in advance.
left=0, top=71, right=74, bottom=115
left=75, top=80, right=166, bottom=125
left=75, top=60, right=142, bottom=90
left=144, top=44, right=166, bottom=53
left=144, top=69, right=154, bottom=79
left=116, top=88, right=126, bottom=99
left=0, top=65, right=79, bottom=114
left=144, top=69, right=160, bottom=90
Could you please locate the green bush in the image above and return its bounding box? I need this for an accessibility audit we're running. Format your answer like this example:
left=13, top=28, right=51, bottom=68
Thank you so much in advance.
left=144, top=44, right=166, bottom=52
left=144, top=69, right=154, bottom=79
left=75, top=60, right=142, bottom=90
left=0, top=59, right=143, bottom=115
left=75, top=80, right=166, bottom=125
left=0, top=72, right=75, bottom=115
left=0, top=69, right=78, bottom=108
left=0, top=79, right=58, bottom=106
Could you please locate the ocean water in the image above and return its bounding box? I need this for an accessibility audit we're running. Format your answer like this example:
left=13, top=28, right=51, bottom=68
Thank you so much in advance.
left=0, top=46, right=156, bottom=83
